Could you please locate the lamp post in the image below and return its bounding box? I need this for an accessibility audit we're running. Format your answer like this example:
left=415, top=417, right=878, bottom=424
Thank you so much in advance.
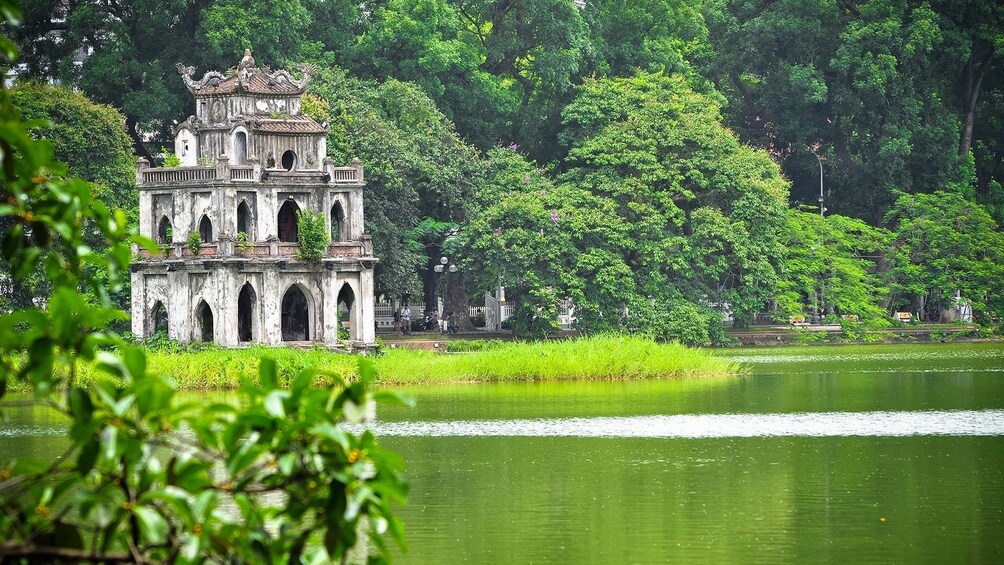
left=813, top=152, right=825, bottom=217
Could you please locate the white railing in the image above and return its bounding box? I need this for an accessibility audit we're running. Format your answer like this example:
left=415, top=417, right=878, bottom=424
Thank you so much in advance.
left=143, top=167, right=215, bottom=184
left=330, top=167, right=360, bottom=183
left=230, top=166, right=256, bottom=181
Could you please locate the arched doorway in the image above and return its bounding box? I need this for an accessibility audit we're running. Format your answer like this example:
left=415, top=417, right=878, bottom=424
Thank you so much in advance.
left=337, top=283, right=355, bottom=341
left=199, top=215, right=213, bottom=243
left=237, top=200, right=252, bottom=237
left=281, top=285, right=310, bottom=341
left=157, top=216, right=172, bottom=244
left=237, top=282, right=256, bottom=342
left=277, top=199, right=300, bottom=242
left=196, top=300, right=214, bottom=342
left=281, top=150, right=296, bottom=171
left=233, top=131, right=248, bottom=165
left=152, top=301, right=168, bottom=336
left=331, top=201, right=346, bottom=242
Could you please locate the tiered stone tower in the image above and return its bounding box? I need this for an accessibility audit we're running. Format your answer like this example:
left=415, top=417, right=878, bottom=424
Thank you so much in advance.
left=131, top=50, right=377, bottom=348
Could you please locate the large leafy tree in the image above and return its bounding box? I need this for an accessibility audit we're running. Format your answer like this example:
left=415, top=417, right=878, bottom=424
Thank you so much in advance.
left=776, top=210, right=892, bottom=324
left=1, top=83, right=136, bottom=315
left=306, top=67, right=486, bottom=313
left=702, top=0, right=1002, bottom=221
left=465, top=73, right=789, bottom=340
left=884, top=190, right=1004, bottom=323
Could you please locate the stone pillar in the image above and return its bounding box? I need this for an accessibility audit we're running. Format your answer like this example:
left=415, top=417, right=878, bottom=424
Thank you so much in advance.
left=216, top=268, right=237, bottom=346
left=250, top=156, right=261, bottom=181
left=263, top=267, right=281, bottom=345
left=360, top=265, right=376, bottom=345
left=323, top=157, right=335, bottom=186
left=168, top=269, right=189, bottom=342
left=215, top=153, right=230, bottom=182
left=323, top=268, right=339, bottom=346
left=131, top=271, right=145, bottom=338
left=135, top=157, right=149, bottom=186
left=350, top=156, right=364, bottom=183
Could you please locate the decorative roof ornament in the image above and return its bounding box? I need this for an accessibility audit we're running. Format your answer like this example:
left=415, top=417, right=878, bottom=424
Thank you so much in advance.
left=238, top=48, right=256, bottom=70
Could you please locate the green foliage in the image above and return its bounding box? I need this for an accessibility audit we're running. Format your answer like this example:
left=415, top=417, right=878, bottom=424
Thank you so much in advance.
left=296, top=209, right=330, bottom=260
left=777, top=210, right=893, bottom=324
left=161, top=147, right=182, bottom=168
left=376, top=334, right=738, bottom=383
left=0, top=6, right=408, bottom=561
left=235, top=230, right=254, bottom=254
left=466, top=73, right=788, bottom=338
left=186, top=231, right=202, bottom=256
left=885, top=190, right=1004, bottom=323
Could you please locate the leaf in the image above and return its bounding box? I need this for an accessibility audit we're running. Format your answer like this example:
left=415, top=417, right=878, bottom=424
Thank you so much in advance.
left=259, top=357, right=278, bottom=390
left=134, top=505, right=169, bottom=544
left=264, top=390, right=288, bottom=419
left=68, top=387, right=94, bottom=422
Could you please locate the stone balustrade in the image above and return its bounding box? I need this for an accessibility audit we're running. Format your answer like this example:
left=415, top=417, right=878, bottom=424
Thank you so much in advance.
left=136, top=241, right=367, bottom=261
left=136, top=156, right=364, bottom=186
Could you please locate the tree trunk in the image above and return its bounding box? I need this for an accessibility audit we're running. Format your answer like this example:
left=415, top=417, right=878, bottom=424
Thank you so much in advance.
left=126, top=116, right=155, bottom=166
left=443, top=271, right=475, bottom=332
left=959, top=50, right=993, bottom=158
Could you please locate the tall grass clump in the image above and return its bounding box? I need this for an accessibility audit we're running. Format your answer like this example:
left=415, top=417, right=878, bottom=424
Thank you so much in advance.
left=375, top=334, right=738, bottom=384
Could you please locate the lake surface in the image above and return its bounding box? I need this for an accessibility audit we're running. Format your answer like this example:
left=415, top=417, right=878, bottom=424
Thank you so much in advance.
left=371, top=343, right=1004, bottom=563
left=2, top=343, right=1003, bottom=563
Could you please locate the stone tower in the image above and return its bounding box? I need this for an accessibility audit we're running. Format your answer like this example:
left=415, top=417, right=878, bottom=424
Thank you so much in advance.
left=131, top=51, right=377, bottom=349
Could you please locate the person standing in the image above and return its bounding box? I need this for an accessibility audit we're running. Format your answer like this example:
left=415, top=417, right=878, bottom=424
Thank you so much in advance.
left=393, top=307, right=402, bottom=335
left=401, top=306, right=411, bottom=335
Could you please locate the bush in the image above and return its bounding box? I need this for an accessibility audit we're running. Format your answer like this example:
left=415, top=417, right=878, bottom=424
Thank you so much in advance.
left=186, top=230, right=202, bottom=255
left=297, top=209, right=329, bottom=260
left=470, top=313, right=486, bottom=328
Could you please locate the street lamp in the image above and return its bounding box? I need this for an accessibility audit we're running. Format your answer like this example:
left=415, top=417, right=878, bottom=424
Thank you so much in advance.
left=812, top=152, right=825, bottom=217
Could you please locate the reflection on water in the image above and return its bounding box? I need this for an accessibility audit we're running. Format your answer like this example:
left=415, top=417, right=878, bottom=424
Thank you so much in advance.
left=359, top=410, right=1004, bottom=438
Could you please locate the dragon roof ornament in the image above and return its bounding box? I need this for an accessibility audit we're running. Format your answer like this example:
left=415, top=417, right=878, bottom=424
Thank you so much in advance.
left=176, top=52, right=316, bottom=95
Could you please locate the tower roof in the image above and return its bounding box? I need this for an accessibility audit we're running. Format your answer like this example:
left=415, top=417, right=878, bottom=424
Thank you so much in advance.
left=176, top=51, right=315, bottom=96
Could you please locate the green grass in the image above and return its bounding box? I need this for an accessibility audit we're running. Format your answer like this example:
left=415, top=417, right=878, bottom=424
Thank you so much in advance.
left=5, top=335, right=738, bottom=392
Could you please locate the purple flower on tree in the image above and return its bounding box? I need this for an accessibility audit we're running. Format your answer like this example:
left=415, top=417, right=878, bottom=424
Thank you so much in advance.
left=508, top=143, right=519, bottom=151
left=550, top=211, right=559, bottom=223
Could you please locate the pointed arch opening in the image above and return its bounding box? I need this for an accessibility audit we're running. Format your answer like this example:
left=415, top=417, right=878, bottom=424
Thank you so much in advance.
left=281, top=285, right=310, bottom=341
left=196, top=300, right=214, bottom=342
left=237, top=200, right=253, bottom=239
left=337, top=283, right=356, bottom=341
left=331, top=201, right=346, bottom=242
left=277, top=199, right=300, bottom=243
left=199, top=215, right=213, bottom=243
left=152, top=301, right=168, bottom=336
left=157, top=216, right=173, bottom=244
left=238, top=282, right=256, bottom=342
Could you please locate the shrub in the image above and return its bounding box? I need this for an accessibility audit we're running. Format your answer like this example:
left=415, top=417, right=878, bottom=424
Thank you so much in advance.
left=236, top=230, right=254, bottom=254
left=186, top=230, right=202, bottom=255
left=297, top=209, right=329, bottom=260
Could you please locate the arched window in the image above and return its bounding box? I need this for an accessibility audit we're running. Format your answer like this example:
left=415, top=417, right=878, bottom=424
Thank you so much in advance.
left=157, top=216, right=173, bottom=244
left=152, top=301, right=168, bottom=336
left=281, top=150, right=296, bottom=171
left=237, top=282, right=256, bottom=342
left=237, top=200, right=252, bottom=238
left=196, top=300, right=214, bottom=342
left=281, top=285, right=310, bottom=341
left=199, top=215, right=213, bottom=243
left=331, top=201, right=346, bottom=242
left=277, top=199, right=300, bottom=243
left=233, top=131, right=248, bottom=165
left=337, top=283, right=356, bottom=341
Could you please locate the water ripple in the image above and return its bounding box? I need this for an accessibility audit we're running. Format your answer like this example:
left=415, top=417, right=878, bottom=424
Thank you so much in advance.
left=358, top=410, right=1004, bottom=438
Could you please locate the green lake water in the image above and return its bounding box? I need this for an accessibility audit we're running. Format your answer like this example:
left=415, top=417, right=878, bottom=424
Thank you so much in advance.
left=2, top=342, right=1003, bottom=563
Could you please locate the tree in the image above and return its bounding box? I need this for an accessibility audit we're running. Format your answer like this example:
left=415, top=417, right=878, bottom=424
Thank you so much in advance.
left=885, top=190, right=1004, bottom=323
left=464, top=73, right=789, bottom=341
left=306, top=67, right=486, bottom=316
left=776, top=210, right=893, bottom=324
left=702, top=0, right=975, bottom=221
left=0, top=2, right=406, bottom=560
left=1, top=83, right=136, bottom=316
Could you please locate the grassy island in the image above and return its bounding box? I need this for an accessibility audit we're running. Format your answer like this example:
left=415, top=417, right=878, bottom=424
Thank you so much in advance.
left=21, top=335, right=737, bottom=391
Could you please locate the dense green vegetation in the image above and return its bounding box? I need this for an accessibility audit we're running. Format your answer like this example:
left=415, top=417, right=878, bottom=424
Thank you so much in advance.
left=6, top=336, right=739, bottom=391
left=7, top=0, right=1004, bottom=340
left=0, top=3, right=406, bottom=560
